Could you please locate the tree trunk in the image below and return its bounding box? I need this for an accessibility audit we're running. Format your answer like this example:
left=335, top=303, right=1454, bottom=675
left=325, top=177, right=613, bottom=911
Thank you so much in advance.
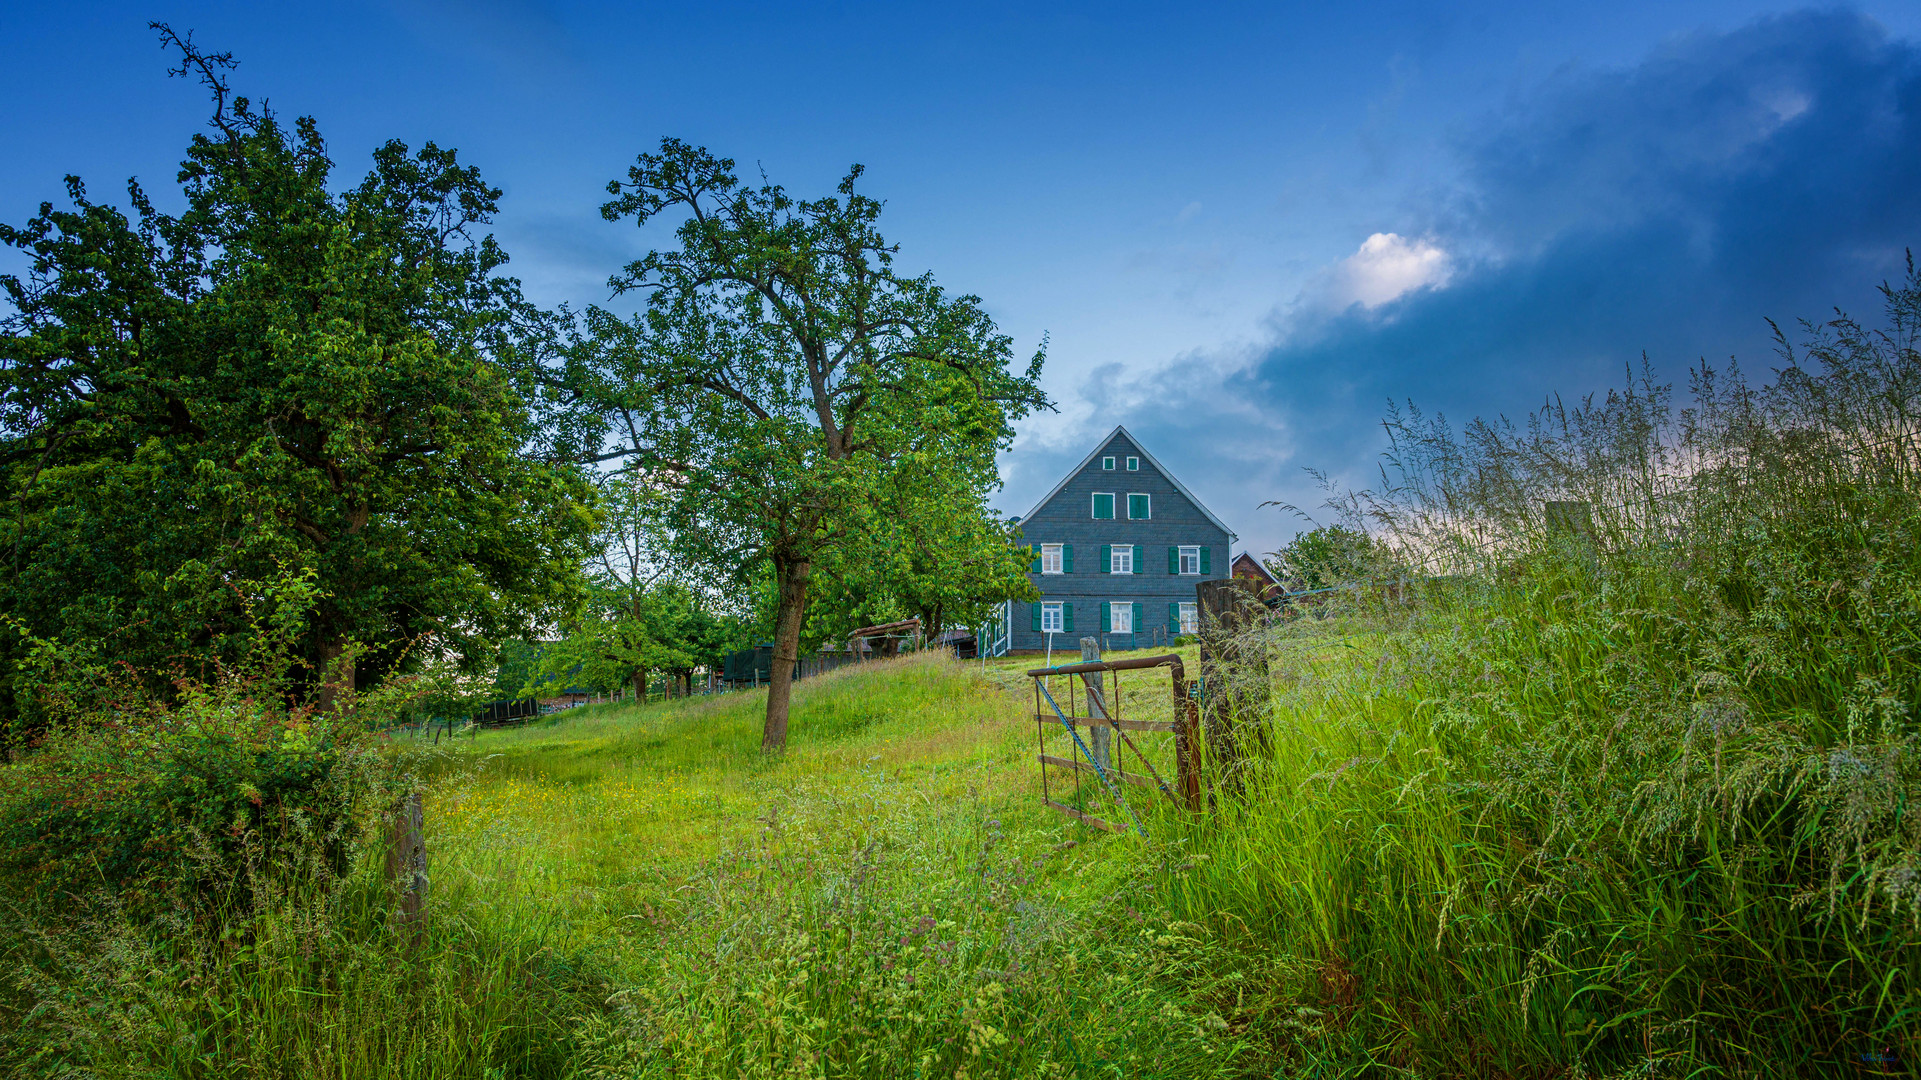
left=316, top=637, right=354, bottom=714
left=763, top=556, right=812, bottom=751
left=632, top=669, right=646, bottom=702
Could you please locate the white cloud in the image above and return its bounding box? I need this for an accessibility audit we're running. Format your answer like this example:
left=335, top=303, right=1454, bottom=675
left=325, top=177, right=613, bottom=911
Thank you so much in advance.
left=1328, top=232, right=1453, bottom=309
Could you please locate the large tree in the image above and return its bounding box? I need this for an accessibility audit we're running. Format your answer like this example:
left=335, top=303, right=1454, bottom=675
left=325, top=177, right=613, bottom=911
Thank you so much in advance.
left=0, top=30, right=592, bottom=726
left=580, top=140, right=1048, bottom=749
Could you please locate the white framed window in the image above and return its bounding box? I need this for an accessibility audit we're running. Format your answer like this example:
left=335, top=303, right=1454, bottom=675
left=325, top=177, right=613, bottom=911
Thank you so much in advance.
left=1126, top=456, right=1139, bottom=471
left=1102, top=456, right=1115, bottom=470
left=1041, top=544, right=1063, bottom=574
left=1179, top=545, right=1201, bottom=575
left=1111, top=602, right=1134, bottom=633
left=1041, top=602, right=1064, bottom=634
left=1127, top=493, right=1151, bottom=519
left=1179, top=602, right=1198, bottom=634
left=1110, top=546, right=1133, bottom=574
left=1092, top=492, right=1115, bottom=519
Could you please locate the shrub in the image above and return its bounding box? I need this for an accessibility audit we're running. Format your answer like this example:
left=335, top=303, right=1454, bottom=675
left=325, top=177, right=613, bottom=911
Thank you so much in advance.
left=0, top=683, right=400, bottom=920
left=0, top=571, right=412, bottom=920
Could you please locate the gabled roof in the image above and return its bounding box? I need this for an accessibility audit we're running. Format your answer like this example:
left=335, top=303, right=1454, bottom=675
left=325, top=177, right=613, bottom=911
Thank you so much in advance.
left=1021, top=424, right=1238, bottom=540
left=1230, top=552, right=1278, bottom=585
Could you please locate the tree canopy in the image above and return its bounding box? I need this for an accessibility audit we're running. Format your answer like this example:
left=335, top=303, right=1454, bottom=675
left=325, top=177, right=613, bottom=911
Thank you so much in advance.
left=571, top=139, right=1048, bottom=749
left=0, top=29, right=592, bottom=729
left=521, top=471, right=751, bottom=702
left=801, top=464, right=1037, bottom=648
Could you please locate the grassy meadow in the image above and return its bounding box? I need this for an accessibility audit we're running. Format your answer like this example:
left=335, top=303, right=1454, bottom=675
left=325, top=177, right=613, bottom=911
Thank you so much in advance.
left=3, top=650, right=1274, bottom=1079
left=9, top=277, right=1921, bottom=1078
left=8, top=588, right=1920, bottom=1077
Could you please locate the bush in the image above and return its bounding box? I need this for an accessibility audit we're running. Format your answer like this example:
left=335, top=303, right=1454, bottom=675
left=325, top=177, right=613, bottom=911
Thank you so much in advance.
left=0, top=682, right=399, bottom=920
left=0, top=571, right=414, bottom=920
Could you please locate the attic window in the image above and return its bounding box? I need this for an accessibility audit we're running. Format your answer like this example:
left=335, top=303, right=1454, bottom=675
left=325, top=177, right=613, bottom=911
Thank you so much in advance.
left=1127, top=493, right=1151, bottom=520
left=1102, top=456, right=1115, bottom=470
left=1092, top=492, right=1115, bottom=519
left=1126, top=456, right=1139, bottom=471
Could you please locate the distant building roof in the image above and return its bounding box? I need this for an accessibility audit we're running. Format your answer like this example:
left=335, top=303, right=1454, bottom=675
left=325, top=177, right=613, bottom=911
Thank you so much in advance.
left=1230, top=552, right=1278, bottom=587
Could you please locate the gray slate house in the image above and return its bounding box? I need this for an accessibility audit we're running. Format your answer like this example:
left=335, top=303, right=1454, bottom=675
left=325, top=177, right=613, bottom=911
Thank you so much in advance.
left=998, top=426, right=1235, bottom=653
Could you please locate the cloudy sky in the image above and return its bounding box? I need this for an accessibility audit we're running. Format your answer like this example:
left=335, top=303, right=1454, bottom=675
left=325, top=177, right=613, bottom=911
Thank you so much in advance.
left=5, top=1, right=1919, bottom=556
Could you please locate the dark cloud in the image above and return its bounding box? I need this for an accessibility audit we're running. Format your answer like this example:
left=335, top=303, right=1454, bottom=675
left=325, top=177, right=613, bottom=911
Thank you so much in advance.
left=1034, top=9, right=1921, bottom=554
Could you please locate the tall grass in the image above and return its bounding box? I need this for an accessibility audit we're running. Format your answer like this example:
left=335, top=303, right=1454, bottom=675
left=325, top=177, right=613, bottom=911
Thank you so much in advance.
left=1164, top=266, right=1921, bottom=1075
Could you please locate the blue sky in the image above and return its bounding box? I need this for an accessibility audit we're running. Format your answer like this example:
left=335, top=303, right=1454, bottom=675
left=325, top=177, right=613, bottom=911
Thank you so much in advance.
left=5, top=2, right=1919, bottom=557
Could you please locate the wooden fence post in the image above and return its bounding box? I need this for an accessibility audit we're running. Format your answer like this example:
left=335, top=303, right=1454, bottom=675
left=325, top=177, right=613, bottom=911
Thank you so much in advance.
left=1078, top=637, right=1113, bottom=772
left=386, top=792, right=427, bottom=945
left=1195, top=578, right=1274, bottom=794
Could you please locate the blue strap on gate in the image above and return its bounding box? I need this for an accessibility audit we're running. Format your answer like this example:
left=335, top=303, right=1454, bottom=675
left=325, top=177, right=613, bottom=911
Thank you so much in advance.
left=1035, top=677, right=1149, bottom=839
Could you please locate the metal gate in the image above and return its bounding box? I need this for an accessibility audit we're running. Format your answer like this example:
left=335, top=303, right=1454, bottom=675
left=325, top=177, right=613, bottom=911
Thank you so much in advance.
left=1027, top=653, right=1201, bottom=834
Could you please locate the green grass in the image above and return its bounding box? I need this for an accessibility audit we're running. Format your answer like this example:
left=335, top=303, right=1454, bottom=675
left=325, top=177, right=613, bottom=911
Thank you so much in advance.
left=3, top=652, right=1264, bottom=1079
left=16, top=272, right=1921, bottom=1077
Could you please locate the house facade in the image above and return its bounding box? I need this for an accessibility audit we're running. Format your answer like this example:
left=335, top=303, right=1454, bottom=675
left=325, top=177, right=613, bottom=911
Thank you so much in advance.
left=1003, top=426, right=1235, bottom=653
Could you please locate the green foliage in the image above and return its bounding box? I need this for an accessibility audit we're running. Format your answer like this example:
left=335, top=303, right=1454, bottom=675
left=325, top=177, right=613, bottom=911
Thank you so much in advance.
left=491, top=638, right=542, bottom=700
left=0, top=567, right=409, bottom=921
left=1162, top=264, right=1921, bottom=1075
left=804, top=465, right=1038, bottom=646
left=0, top=30, right=592, bottom=732
left=1270, top=523, right=1382, bottom=592
left=524, top=471, right=754, bottom=699
left=567, top=137, right=1049, bottom=745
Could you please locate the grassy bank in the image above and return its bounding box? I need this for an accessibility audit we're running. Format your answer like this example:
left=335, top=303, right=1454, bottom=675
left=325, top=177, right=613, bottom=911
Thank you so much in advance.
left=3, top=652, right=1259, bottom=1079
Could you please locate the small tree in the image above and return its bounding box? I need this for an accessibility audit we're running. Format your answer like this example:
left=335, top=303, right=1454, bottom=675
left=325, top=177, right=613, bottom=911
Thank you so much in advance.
left=1272, top=524, right=1381, bottom=592
left=581, top=140, right=1047, bottom=749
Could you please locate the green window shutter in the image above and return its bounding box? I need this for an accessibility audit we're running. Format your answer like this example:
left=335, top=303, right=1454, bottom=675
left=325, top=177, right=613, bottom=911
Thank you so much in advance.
left=1092, top=493, right=1114, bottom=519
left=1099, top=544, right=1111, bottom=573
left=1100, top=601, right=1111, bottom=633
left=1201, top=547, right=1212, bottom=574
left=1063, top=603, right=1074, bottom=633
left=1133, top=545, right=1143, bottom=571
left=1132, top=602, right=1143, bottom=631
left=1031, top=603, right=1041, bottom=633
left=1168, top=546, right=1178, bottom=575
left=1168, top=602, right=1180, bottom=631
left=1030, top=543, right=1041, bottom=573
left=1063, top=544, right=1073, bottom=573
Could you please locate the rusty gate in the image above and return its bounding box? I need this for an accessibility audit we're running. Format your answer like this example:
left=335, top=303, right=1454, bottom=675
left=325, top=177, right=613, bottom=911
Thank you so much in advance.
left=1027, top=653, right=1201, bottom=834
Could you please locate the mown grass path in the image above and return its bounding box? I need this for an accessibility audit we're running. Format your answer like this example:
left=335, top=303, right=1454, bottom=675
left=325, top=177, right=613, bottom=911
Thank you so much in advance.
left=397, top=650, right=1249, bottom=1080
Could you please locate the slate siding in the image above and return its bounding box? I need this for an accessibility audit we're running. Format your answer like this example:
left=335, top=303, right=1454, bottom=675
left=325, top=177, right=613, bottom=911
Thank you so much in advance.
left=1011, top=428, right=1232, bottom=651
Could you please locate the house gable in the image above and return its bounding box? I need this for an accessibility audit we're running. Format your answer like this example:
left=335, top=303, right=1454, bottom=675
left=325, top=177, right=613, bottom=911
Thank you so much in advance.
left=1020, top=425, right=1236, bottom=538
left=1001, top=426, right=1238, bottom=650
